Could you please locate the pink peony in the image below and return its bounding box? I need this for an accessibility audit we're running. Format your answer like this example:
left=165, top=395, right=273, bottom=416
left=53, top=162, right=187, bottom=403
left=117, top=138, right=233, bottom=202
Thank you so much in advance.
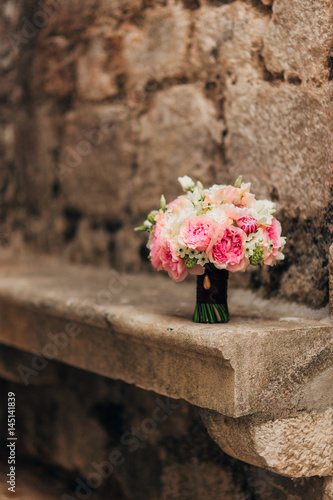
left=179, top=216, right=217, bottom=252
left=207, top=225, right=247, bottom=272
left=149, top=216, right=165, bottom=270
left=236, top=215, right=258, bottom=235
left=188, top=264, right=205, bottom=276
left=150, top=236, right=163, bottom=271
left=160, top=239, right=188, bottom=282
left=262, top=217, right=283, bottom=265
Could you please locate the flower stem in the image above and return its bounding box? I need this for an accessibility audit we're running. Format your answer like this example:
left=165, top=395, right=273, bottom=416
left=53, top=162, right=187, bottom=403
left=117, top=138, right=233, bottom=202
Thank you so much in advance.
left=192, top=303, right=229, bottom=323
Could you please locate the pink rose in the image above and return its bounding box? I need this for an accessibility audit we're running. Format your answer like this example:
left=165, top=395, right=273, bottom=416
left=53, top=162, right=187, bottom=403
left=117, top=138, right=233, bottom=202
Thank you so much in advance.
left=207, top=225, right=247, bottom=272
left=236, top=215, right=258, bottom=235
left=179, top=216, right=217, bottom=252
left=262, top=217, right=283, bottom=265
left=160, top=239, right=188, bottom=282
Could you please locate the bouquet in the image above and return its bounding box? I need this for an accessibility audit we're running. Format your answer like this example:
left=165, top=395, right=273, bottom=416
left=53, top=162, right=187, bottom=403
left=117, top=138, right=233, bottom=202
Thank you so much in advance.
left=135, top=175, right=286, bottom=323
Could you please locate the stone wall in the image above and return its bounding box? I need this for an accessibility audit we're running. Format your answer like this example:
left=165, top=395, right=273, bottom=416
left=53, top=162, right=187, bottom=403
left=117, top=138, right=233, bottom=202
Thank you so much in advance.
left=0, top=346, right=326, bottom=499
left=0, top=0, right=332, bottom=307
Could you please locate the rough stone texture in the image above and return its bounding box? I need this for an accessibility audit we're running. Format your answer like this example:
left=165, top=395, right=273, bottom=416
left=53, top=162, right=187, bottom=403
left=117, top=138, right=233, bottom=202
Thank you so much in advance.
left=224, top=81, right=332, bottom=308
left=253, top=408, right=333, bottom=477
left=0, top=0, right=332, bottom=302
left=77, top=25, right=122, bottom=101
left=224, top=83, right=331, bottom=218
left=0, top=361, right=326, bottom=499
left=58, top=103, right=135, bottom=219
left=192, top=3, right=268, bottom=81
left=262, top=0, right=333, bottom=84
left=133, top=84, right=224, bottom=216
left=123, top=4, right=191, bottom=93
left=203, top=407, right=333, bottom=478
left=324, top=477, right=333, bottom=500
left=329, top=245, right=333, bottom=317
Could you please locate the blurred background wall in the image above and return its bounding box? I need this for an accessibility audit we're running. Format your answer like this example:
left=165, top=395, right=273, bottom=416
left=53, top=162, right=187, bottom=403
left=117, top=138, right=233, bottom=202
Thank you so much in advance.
left=0, top=0, right=332, bottom=307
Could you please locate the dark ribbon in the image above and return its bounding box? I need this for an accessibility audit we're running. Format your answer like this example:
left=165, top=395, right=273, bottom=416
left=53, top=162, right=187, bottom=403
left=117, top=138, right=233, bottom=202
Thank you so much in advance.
left=196, top=268, right=229, bottom=305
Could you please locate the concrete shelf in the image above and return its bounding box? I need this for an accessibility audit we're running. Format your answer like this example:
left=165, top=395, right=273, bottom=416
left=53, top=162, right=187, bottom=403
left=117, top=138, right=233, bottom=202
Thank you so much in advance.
left=0, top=255, right=332, bottom=478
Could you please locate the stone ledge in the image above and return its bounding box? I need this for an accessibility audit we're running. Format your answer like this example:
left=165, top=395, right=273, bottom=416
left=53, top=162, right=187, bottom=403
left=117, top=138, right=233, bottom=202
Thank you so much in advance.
left=0, top=255, right=331, bottom=421
left=202, top=407, right=333, bottom=478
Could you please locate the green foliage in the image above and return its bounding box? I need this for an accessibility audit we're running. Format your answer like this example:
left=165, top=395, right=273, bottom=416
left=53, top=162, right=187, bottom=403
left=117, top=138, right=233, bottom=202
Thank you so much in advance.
left=249, top=246, right=264, bottom=266
left=184, top=255, right=198, bottom=269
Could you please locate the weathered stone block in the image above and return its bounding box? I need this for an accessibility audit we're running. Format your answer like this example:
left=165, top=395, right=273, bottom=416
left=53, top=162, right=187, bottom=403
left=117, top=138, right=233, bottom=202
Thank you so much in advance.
left=133, top=84, right=224, bottom=216
left=203, top=407, right=333, bottom=478
left=262, top=0, right=332, bottom=83
left=225, top=81, right=331, bottom=217
left=123, top=4, right=191, bottom=93
left=58, top=103, right=136, bottom=219
left=31, top=36, right=76, bottom=100
left=224, top=80, right=332, bottom=307
left=37, top=0, right=98, bottom=37
left=193, top=3, right=268, bottom=80
left=77, top=27, right=122, bottom=101
left=63, top=218, right=111, bottom=266
left=330, top=244, right=333, bottom=318
left=0, top=0, right=20, bottom=101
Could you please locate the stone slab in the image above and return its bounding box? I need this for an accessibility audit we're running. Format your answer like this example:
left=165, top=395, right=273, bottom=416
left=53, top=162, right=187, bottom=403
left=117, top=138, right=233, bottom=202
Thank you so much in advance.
left=0, top=255, right=331, bottom=418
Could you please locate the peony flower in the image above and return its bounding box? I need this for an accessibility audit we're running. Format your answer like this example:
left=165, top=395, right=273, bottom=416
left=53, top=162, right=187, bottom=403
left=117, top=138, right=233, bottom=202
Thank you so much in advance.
left=262, top=217, right=285, bottom=265
left=188, top=264, right=205, bottom=276
left=178, top=215, right=217, bottom=252
left=149, top=220, right=165, bottom=270
left=205, top=183, right=255, bottom=208
left=236, top=215, right=258, bottom=235
left=166, top=196, right=194, bottom=214
left=139, top=176, right=286, bottom=279
left=160, top=239, right=188, bottom=282
left=178, top=175, right=195, bottom=192
left=207, top=225, right=247, bottom=272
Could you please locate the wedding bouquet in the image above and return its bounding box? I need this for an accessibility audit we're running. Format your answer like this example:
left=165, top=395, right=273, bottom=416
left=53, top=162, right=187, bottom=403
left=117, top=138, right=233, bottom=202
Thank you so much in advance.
left=135, top=175, right=286, bottom=323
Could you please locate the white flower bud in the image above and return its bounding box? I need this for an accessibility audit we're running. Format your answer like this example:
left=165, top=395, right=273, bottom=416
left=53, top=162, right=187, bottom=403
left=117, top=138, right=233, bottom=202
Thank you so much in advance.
left=178, top=175, right=195, bottom=192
